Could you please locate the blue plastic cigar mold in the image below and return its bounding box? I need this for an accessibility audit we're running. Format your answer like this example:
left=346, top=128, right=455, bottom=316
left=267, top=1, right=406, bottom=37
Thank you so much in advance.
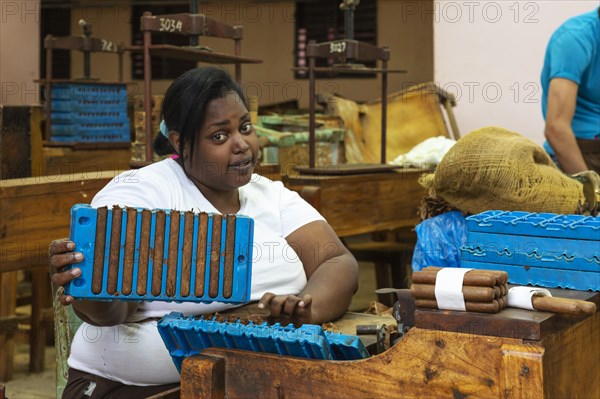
left=65, top=204, right=254, bottom=303
left=157, top=312, right=371, bottom=371
left=460, top=210, right=599, bottom=291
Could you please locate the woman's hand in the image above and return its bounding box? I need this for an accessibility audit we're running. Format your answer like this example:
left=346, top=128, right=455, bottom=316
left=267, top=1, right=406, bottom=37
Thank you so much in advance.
left=49, top=238, right=138, bottom=326
left=48, top=238, right=83, bottom=306
left=258, top=292, right=314, bottom=327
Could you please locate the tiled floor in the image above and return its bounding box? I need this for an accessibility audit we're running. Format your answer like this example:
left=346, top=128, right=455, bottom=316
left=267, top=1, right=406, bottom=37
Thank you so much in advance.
left=2, top=263, right=378, bottom=399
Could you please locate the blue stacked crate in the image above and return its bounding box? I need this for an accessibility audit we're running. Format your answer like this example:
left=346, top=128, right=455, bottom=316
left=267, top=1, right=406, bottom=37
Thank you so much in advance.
left=460, top=210, right=600, bottom=291
left=49, top=83, right=130, bottom=143
left=158, top=312, right=370, bottom=371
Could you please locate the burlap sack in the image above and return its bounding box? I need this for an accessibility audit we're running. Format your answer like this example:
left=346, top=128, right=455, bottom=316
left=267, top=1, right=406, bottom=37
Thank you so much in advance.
left=427, top=127, right=585, bottom=215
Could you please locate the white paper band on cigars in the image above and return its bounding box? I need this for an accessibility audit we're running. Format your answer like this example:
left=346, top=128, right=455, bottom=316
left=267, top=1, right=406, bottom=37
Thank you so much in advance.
left=507, top=286, right=552, bottom=310
left=434, top=267, right=473, bottom=311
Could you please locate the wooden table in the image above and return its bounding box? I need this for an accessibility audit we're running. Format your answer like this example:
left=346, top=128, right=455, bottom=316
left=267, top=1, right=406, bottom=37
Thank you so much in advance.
left=179, top=290, right=599, bottom=398
left=283, top=168, right=428, bottom=238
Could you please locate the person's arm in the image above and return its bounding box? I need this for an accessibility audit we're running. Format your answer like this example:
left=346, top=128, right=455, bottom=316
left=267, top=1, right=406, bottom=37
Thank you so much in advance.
left=49, top=239, right=138, bottom=326
left=259, top=220, right=359, bottom=325
left=544, top=77, right=588, bottom=174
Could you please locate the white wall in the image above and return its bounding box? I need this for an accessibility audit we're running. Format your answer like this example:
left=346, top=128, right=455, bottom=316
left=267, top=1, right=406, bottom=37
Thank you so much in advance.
left=434, top=0, right=596, bottom=144
left=0, top=0, right=40, bottom=105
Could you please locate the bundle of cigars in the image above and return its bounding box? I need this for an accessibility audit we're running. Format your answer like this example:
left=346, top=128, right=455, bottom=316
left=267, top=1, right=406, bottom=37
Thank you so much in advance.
left=411, top=266, right=508, bottom=314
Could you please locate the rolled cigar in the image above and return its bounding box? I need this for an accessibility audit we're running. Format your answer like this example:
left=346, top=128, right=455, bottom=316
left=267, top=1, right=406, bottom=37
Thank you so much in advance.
left=92, top=206, right=108, bottom=295
left=166, top=211, right=180, bottom=297
left=180, top=211, right=194, bottom=297
left=531, top=296, right=597, bottom=315
left=107, top=205, right=122, bottom=295
left=410, top=283, right=496, bottom=302
left=497, top=295, right=506, bottom=309
left=415, top=298, right=500, bottom=313
left=474, top=269, right=508, bottom=285
left=493, top=286, right=501, bottom=298
left=413, top=270, right=496, bottom=287
left=223, top=215, right=236, bottom=299
left=195, top=212, right=208, bottom=297
left=209, top=214, right=222, bottom=298
left=136, top=209, right=151, bottom=295
left=152, top=210, right=166, bottom=296
left=500, top=284, right=508, bottom=297
left=424, top=266, right=508, bottom=285
left=121, top=208, right=137, bottom=295
left=575, top=300, right=596, bottom=314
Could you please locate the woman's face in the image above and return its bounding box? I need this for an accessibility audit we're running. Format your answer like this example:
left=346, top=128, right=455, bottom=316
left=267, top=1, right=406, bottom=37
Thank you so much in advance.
left=183, top=91, right=259, bottom=192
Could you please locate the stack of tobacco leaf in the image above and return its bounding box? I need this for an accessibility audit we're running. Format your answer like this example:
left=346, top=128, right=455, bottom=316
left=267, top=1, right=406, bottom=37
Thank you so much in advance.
left=411, top=266, right=509, bottom=313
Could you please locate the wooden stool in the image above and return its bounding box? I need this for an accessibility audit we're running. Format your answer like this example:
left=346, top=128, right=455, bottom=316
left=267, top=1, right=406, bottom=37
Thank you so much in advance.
left=346, top=241, right=414, bottom=307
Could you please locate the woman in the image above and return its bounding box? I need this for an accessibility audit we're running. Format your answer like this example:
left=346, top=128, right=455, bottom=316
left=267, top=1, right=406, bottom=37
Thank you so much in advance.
left=49, top=67, right=359, bottom=397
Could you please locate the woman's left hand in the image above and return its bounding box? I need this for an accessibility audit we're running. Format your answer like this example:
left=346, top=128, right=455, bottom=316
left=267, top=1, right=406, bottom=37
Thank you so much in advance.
left=258, top=292, right=313, bottom=326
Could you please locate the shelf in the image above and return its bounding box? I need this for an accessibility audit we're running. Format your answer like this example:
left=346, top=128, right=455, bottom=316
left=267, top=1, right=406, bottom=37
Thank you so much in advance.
left=43, top=141, right=131, bottom=150
left=128, top=44, right=262, bottom=64
left=294, top=163, right=410, bottom=176
left=293, top=65, right=406, bottom=74
left=36, top=79, right=134, bottom=86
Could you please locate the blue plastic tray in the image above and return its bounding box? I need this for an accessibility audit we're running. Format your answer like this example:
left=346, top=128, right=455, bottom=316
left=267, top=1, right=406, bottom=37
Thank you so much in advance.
left=51, top=99, right=127, bottom=113
left=465, top=211, right=600, bottom=241
left=51, top=121, right=130, bottom=135
left=157, top=312, right=370, bottom=371
left=65, top=204, right=254, bottom=303
left=461, top=232, right=600, bottom=271
left=461, top=211, right=599, bottom=291
left=50, top=83, right=128, bottom=102
left=51, top=111, right=129, bottom=124
left=461, top=260, right=600, bottom=291
left=50, top=129, right=130, bottom=143
left=48, top=83, right=128, bottom=113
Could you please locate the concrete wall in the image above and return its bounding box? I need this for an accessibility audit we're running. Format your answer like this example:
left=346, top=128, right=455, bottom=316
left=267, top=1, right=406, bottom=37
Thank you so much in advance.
left=434, top=0, right=595, bottom=144
left=0, top=0, right=40, bottom=105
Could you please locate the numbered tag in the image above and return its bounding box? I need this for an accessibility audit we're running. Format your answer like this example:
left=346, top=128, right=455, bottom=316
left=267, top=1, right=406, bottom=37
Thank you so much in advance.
left=159, top=17, right=183, bottom=33
left=329, top=41, right=346, bottom=54
left=101, top=39, right=118, bottom=52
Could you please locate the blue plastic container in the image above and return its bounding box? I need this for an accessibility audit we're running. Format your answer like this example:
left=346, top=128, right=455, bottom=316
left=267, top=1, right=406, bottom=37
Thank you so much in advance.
left=461, top=210, right=599, bottom=291
left=460, top=260, right=600, bottom=291
left=50, top=83, right=128, bottom=102
left=157, top=312, right=370, bottom=372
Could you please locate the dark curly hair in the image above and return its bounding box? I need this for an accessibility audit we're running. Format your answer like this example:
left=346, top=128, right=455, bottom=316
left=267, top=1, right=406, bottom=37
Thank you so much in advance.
left=152, top=67, right=248, bottom=163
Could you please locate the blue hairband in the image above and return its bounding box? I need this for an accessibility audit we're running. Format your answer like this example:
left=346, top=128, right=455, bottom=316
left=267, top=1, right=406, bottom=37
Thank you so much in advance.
left=160, top=120, right=170, bottom=138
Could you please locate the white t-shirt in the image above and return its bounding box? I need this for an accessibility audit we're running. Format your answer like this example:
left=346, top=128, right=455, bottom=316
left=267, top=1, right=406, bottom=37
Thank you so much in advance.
left=68, top=158, right=324, bottom=385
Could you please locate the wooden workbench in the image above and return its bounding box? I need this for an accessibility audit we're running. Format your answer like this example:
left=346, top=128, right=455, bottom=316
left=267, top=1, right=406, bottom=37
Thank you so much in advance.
left=283, top=168, right=428, bottom=237
left=179, top=290, right=599, bottom=398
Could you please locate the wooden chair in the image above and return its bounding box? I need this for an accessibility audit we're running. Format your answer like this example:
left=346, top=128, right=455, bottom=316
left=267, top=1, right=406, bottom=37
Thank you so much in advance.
left=325, top=82, right=460, bottom=164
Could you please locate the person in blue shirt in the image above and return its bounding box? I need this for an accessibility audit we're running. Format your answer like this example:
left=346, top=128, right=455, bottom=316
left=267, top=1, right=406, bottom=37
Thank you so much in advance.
left=541, top=8, right=600, bottom=174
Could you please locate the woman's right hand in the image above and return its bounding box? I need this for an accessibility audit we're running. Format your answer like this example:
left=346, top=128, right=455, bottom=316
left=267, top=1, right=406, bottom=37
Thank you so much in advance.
left=49, top=238, right=83, bottom=306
